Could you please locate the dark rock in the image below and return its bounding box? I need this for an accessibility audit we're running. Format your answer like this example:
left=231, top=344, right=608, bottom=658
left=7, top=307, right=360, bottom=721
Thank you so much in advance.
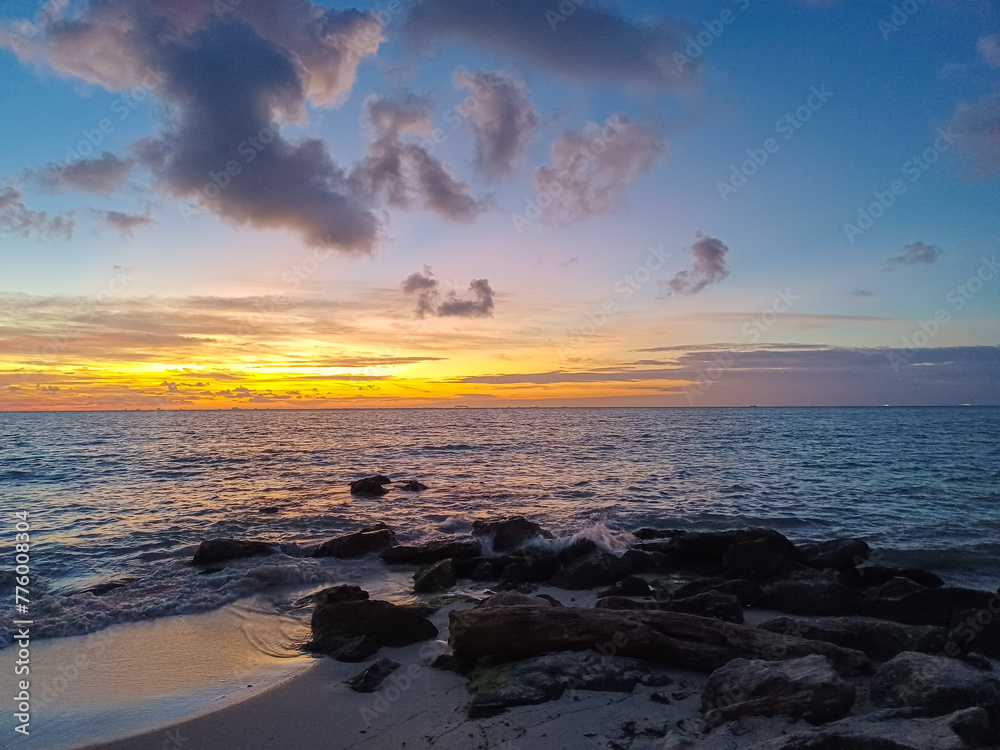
left=430, top=653, right=473, bottom=675
left=197, top=567, right=224, bottom=575
left=303, top=584, right=370, bottom=607
left=702, top=654, right=856, bottom=729
left=673, top=578, right=763, bottom=607
left=758, top=616, right=948, bottom=662
left=465, top=559, right=501, bottom=582
left=845, top=566, right=944, bottom=589
left=314, top=528, right=396, bottom=558
left=257, top=506, right=280, bottom=514
left=499, top=555, right=560, bottom=586
left=369, top=475, right=392, bottom=484
left=869, top=577, right=927, bottom=599
left=555, top=538, right=598, bottom=564
left=722, top=533, right=799, bottom=582
left=399, top=480, right=427, bottom=491
left=413, top=558, right=456, bottom=593
left=947, top=706, right=997, bottom=747
left=310, top=599, right=438, bottom=649
left=860, top=587, right=996, bottom=627
left=799, top=538, right=872, bottom=571
left=345, top=657, right=400, bottom=693
left=476, top=591, right=554, bottom=608
left=471, top=516, right=552, bottom=552
left=597, top=576, right=653, bottom=598
left=75, top=579, right=135, bottom=596
left=595, top=596, right=646, bottom=611
left=449, top=605, right=871, bottom=677
left=381, top=537, right=482, bottom=565
left=620, top=548, right=674, bottom=574
left=548, top=552, right=626, bottom=590
left=466, top=651, right=674, bottom=717
left=303, top=633, right=379, bottom=662
left=950, top=605, right=1000, bottom=659
left=637, top=528, right=789, bottom=565
left=761, top=580, right=860, bottom=617
left=663, top=592, right=744, bottom=623
left=192, top=538, right=274, bottom=565
left=534, top=594, right=563, bottom=607
left=349, top=477, right=389, bottom=496
left=871, top=652, right=1000, bottom=722
left=633, top=528, right=684, bottom=541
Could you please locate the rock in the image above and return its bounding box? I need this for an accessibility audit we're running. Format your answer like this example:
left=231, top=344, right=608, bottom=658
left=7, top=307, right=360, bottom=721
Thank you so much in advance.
left=597, top=576, right=654, bottom=598
left=192, top=538, right=274, bottom=565
left=476, top=591, right=554, bottom=608
left=549, top=552, right=626, bottom=590
left=860, top=587, right=996, bottom=627
left=722, top=533, right=799, bottom=582
left=947, top=706, right=997, bottom=747
left=466, top=651, right=675, bottom=717
left=380, top=537, right=482, bottom=565
left=314, top=528, right=396, bottom=558
left=870, top=651, right=1000, bottom=722
left=869, top=577, right=928, bottom=599
left=556, top=538, right=598, bottom=564
left=310, top=599, right=438, bottom=650
left=399, top=480, right=427, bottom=491
left=761, top=580, right=860, bottom=616
left=950, top=607, right=1000, bottom=659
left=369, top=475, right=392, bottom=484
left=702, top=654, right=856, bottom=729
left=345, top=657, right=400, bottom=693
left=799, top=538, right=872, bottom=571
left=303, top=633, right=379, bottom=662
left=595, top=596, right=647, bottom=611
left=633, top=528, right=684, bottom=541
left=349, top=477, right=389, bottom=496
left=499, top=555, right=560, bottom=586
left=430, top=653, right=473, bottom=675
left=301, top=584, right=370, bottom=607
left=621, top=548, right=674, bottom=574
left=757, top=616, right=947, bottom=662
left=845, top=566, right=944, bottom=589
left=449, top=605, right=871, bottom=676
left=637, top=528, right=790, bottom=565
left=663, top=592, right=744, bottom=624
left=471, top=516, right=552, bottom=552
left=413, top=558, right=455, bottom=593
left=257, top=506, right=280, bottom=514
left=673, top=578, right=763, bottom=607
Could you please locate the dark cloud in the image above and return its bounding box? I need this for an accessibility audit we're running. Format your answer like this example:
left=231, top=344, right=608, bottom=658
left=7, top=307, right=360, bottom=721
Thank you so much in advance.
left=949, top=92, right=1000, bottom=176
left=533, top=115, right=665, bottom=225
left=401, top=267, right=495, bottom=318
left=665, top=234, right=731, bottom=296
left=0, top=185, right=74, bottom=239
left=452, top=69, right=537, bottom=179
left=26, top=153, right=134, bottom=193
left=95, top=210, right=153, bottom=238
left=402, top=0, right=699, bottom=93
left=351, top=93, right=485, bottom=222
left=884, top=241, right=943, bottom=270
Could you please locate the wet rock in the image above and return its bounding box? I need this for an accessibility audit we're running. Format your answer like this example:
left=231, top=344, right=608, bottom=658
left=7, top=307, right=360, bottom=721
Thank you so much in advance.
left=466, top=651, right=674, bottom=717
left=380, top=537, right=482, bottom=565
left=844, top=566, right=944, bottom=589
left=301, top=584, right=370, bottom=607
left=598, top=576, right=654, bottom=598
left=633, top=528, right=684, bottom=541
left=310, top=599, right=438, bottom=649
left=761, top=580, right=860, bottom=617
left=345, top=657, right=400, bottom=693
left=549, top=552, right=626, bottom=590
left=471, top=516, right=552, bottom=552
left=757, top=616, right=948, bottom=662
left=314, top=528, right=396, bottom=558
left=860, top=587, right=995, bottom=627
left=476, top=591, right=554, bottom=608
left=413, top=558, right=455, bottom=593
left=73, top=578, right=136, bottom=596
left=303, top=633, right=379, bottom=662
left=798, top=538, right=872, bottom=571
left=555, top=538, right=599, bottom=564
left=637, top=528, right=788, bottom=565
left=192, top=538, right=274, bottom=565
left=673, top=578, right=763, bottom=607
left=870, top=651, right=1000, bottom=722
left=702, top=654, right=856, bottom=729
left=721, top=533, right=799, bottom=582
left=621, top=548, right=674, bottom=574
left=499, top=554, right=560, bottom=586
left=349, top=476, right=389, bottom=496
left=663, top=592, right=744, bottom=623
left=399, top=480, right=427, bottom=491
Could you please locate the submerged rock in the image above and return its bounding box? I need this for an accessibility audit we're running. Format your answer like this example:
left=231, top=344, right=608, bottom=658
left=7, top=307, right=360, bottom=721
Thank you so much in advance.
left=702, top=654, right=856, bottom=729
left=413, top=558, right=455, bottom=593
left=381, top=537, right=481, bottom=565
left=192, top=538, right=274, bottom=565
left=310, top=599, right=438, bottom=650
left=314, top=527, right=396, bottom=558
left=399, top=479, right=428, bottom=491
left=758, top=616, right=947, bottom=663
left=349, top=477, right=389, bottom=496
left=471, top=516, right=552, bottom=552
left=345, top=657, right=400, bottom=693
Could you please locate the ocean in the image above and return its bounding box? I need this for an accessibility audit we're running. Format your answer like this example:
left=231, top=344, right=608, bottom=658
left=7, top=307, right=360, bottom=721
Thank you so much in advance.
left=1, top=406, right=998, bottom=649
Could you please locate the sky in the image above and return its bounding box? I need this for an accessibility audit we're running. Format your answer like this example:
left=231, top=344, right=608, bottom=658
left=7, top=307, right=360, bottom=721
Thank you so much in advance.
left=0, top=0, right=998, bottom=410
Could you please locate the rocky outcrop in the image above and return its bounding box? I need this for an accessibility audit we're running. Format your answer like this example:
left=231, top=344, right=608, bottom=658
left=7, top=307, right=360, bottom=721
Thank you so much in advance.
left=760, top=580, right=860, bottom=616
left=314, top=526, right=396, bottom=558
left=349, top=476, right=391, bottom=495
left=449, top=605, right=870, bottom=676
left=413, top=558, right=455, bottom=593
left=192, top=538, right=274, bottom=565
left=466, top=651, right=675, bottom=717
left=310, top=599, right=438, bottom=653
left=548, top=552, right=625, bottom=590
left=798, top=538, right=871, bottom=571
left=471, top=516, right=552, bottom=552
left=757, top=616, right=947, bottom=662
left=345, top=657, right=400, bottom=693
left=702, top=655, right=856, bottom=729
left=380, top=537, right=481, bottom=565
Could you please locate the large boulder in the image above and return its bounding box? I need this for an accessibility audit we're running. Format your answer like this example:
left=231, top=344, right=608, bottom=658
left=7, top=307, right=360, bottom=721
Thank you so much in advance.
left=761, top=580, right=860, bottom=616
left=310, top=599, right=438, bottom=650
left=381, top=537, right=482, bottom=565
left=548, top=552, right=626, bottom=590
left=722, top=533, right=799, bottom=582
left=798, top=538, right=871, bottom=571
left=314, top=526, right=396, bottom=558
left=302, top=584, right=370, bottom=607
left=757, top=616, right=947, bottom=662
left=870, top=651, right=1000, bottom=722
left=471, top=516, right=552, bottom=552
left=349, top=476, right=390, bottom=495
left=702, top=654, right=856, bottom=729
left=192, top=538, right=274, bottom=565
left=673, top=578, right=763, bottom=607
left=620, top=548, right=674, bottom=574
left=413, top=558, right=455, bottom=593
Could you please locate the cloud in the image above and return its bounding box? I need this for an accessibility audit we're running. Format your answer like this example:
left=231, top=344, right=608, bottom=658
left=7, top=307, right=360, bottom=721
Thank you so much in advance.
left=978, top=34, right=1000, bottom=66
left=1, top=0, right=385, bottom=253
left=402, top=0, right=699, bottom=93
left=883, top=241, right=943, bottom=270
left=351, top=93, right=485, bottom=222
left=26, top=153, right=134, bottom=193
left=533, top=115, right=665, bottom=225
left=0, top=185, right=74, bottom=239
left=452, top=69, right=537, bottom=179
left=95, top=210, right=153, bottom=238
left=949, top=92, right=1000, bottom=176
left=665, top=234, right=731, bottom=296
left=401, top=267, right=495, bottom=318
left=851, top=289, right=876, bottom=297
